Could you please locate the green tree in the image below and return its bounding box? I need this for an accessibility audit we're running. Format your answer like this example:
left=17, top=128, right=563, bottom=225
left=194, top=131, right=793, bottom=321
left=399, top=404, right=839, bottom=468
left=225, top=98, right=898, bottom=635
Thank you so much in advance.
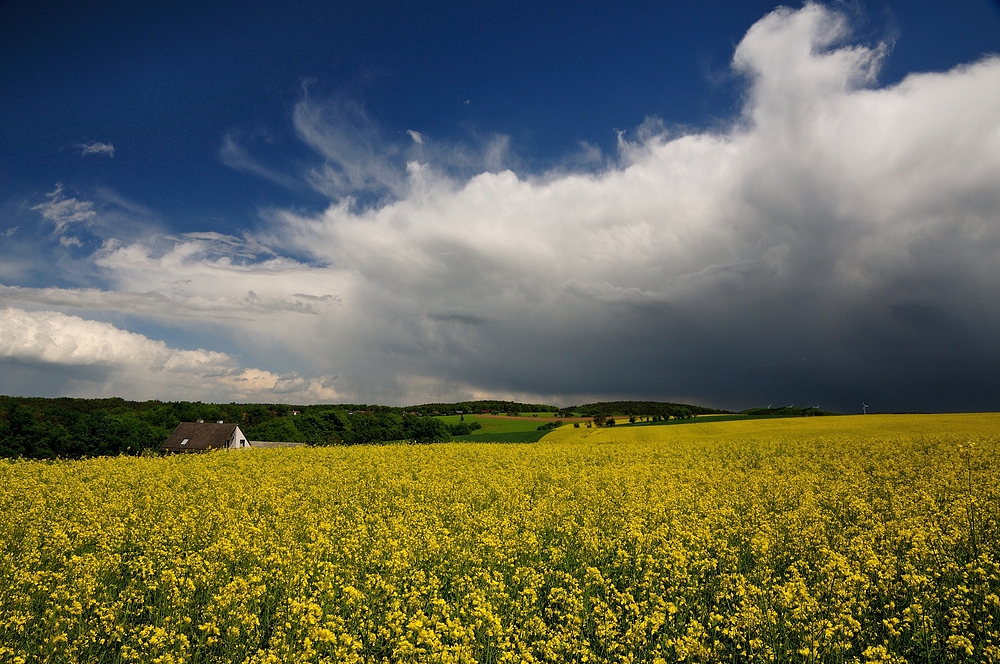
left=450, top=422, right=473, bottom=436
left=295, top=409, right=350, bottom=445
left=246, top=417, right=305, bottom=444
left=0, top=404, right=39, bottom=457
left=403, top=414, right=450, bottom=444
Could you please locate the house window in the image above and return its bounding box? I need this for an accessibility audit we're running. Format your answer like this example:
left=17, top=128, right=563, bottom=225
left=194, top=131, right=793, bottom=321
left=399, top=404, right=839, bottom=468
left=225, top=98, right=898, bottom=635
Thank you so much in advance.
left=240, top=439, right=246, bottom=447
left=181, top=439, right=189, bottom=445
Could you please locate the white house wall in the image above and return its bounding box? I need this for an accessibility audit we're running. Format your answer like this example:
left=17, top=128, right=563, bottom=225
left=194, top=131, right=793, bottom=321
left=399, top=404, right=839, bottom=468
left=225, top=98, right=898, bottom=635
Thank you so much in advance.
left=226, top=426, right=251, bottom=451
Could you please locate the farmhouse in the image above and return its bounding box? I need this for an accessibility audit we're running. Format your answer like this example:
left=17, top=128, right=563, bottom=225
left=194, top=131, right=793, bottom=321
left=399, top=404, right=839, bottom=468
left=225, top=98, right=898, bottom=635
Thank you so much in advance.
left=160, top=421, right=251, bottom=453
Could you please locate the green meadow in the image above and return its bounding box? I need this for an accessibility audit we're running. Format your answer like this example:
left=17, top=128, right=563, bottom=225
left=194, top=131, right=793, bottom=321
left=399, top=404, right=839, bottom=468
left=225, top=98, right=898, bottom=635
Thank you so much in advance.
left=437, top=413, right=564, bottom=442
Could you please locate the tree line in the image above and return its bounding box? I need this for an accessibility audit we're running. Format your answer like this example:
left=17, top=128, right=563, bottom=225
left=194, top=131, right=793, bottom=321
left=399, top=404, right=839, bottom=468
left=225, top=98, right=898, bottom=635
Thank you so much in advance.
left=0, top=397, right=454, bottom=459
left=567, top=400, right=725, bottom=419
left=0, top=396, right=725, bottom=459
left=405, top=400, right=557, bottom=416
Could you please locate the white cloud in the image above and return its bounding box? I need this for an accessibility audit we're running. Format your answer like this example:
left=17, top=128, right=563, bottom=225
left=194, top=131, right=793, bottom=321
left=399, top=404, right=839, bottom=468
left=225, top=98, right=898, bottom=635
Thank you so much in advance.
left=6, top=3, right=1000, bottom=410
left=0, top=307, right=227, bottom=369
left=77, top=141, right=115, bottom=157
left=0, top=281, right=341, bottom=319
left=89, top=233, right=350, bottom=322
left=0, top=307, right=337, bottom=402
left=256, top=2, right=1000, bottom=408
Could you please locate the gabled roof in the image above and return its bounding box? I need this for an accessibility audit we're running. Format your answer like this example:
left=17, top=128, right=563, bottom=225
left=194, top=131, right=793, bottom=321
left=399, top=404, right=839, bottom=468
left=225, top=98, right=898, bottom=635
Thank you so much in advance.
left=161, top=422, right=239, bottom=452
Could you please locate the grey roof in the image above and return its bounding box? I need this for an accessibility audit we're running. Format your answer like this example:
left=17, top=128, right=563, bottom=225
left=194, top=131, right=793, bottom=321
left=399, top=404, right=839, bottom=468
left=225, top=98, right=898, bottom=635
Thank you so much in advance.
left=249, top=441, right=306, bottom=448
left=161, top=422, right=239, bottom=453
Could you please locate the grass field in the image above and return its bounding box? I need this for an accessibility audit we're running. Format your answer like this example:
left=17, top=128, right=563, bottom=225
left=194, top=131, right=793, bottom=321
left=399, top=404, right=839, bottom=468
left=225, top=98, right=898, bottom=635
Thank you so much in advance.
left=438, top=414, right=566, bottom=443
left=2, top=414, right=999, bottom=662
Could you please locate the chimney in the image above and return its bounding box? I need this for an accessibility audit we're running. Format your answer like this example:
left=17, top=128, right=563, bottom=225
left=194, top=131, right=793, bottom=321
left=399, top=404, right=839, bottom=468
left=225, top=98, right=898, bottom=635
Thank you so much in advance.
left=197, top=419, right=204, bottom=423
left=217, top=420, right=224, bottom=424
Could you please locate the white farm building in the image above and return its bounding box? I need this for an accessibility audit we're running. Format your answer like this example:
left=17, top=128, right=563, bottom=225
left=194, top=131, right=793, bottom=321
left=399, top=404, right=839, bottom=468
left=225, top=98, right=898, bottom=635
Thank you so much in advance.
left=160, top=422, right=251, bottom=453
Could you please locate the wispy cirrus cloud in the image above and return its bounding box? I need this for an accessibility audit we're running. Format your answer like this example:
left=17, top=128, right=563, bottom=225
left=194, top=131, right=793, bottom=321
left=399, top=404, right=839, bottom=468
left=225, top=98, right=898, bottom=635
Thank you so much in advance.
left=218, top=130, right=301, bottom=190
left=289, top=94, right=516, bottom=203
left=77, top=141, right=115, bottom=157
left=31, top=184, right=96, bottom=233
left=292, top=94, right=409, bottom=201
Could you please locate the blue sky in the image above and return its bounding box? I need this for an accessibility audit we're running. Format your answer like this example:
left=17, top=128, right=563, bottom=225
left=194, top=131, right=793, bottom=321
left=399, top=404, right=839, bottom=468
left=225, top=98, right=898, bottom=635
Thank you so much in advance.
left=1, top=1, right=1000, bottom=411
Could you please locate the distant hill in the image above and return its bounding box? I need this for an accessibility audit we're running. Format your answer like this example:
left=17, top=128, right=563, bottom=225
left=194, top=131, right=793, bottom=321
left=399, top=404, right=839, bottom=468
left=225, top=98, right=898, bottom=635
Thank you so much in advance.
left=567, top=400, right=727, bottom=418
left=404, top=399, right=728, bottom=419
left=739, top=406, right=838, bottom=417
left=404, top=400, right=557, bottom=415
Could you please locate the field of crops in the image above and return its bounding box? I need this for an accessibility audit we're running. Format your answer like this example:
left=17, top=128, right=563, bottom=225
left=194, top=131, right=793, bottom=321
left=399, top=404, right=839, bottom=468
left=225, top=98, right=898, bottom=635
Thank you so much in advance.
left=2, top=414, right=999, bottom=662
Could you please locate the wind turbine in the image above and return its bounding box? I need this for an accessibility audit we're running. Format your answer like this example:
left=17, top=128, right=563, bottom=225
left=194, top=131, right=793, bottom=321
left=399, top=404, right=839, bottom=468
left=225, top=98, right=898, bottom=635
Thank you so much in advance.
left=862, top=402, right=869, bottom=415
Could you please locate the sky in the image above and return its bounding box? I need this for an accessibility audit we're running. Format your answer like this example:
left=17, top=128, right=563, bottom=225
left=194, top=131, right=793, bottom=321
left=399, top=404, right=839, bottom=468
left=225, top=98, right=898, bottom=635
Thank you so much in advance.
left=1, top=1, right=1000, bottom=412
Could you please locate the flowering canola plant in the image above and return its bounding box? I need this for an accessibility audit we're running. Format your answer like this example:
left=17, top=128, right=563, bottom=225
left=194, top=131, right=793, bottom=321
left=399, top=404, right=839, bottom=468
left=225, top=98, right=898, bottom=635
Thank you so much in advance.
left=1, top=413, right=998, bottom=663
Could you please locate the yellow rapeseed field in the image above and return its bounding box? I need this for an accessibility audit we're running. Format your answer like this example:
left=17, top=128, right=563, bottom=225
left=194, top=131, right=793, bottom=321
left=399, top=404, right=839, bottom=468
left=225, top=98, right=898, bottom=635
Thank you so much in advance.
left=1, top=414, right=998, bottom=663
